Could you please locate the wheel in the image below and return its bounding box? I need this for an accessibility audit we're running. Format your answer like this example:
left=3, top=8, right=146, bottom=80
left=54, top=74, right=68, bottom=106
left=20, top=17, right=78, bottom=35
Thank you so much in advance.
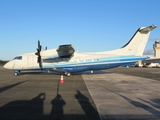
left=66, top=72, right=71, bottom=77
left=14, top=70, right=20, bottom=76
left=14, top=72, right=18, bottom=76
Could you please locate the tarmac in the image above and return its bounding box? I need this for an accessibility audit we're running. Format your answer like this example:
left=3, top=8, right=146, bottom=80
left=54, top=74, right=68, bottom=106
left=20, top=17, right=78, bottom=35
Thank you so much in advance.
left=1, top=66, right=160, bottom=120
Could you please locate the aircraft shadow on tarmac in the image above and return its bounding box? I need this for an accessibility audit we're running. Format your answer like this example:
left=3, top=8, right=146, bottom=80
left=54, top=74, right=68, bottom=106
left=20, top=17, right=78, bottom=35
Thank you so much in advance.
left=0, top=80, right=28, bottom=93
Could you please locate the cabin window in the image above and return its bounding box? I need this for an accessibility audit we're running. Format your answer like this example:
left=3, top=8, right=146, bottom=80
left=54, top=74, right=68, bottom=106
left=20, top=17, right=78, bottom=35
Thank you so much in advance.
left=13, top=56, right=22, bottom=60
left=17, top=56, right=22, bottom=60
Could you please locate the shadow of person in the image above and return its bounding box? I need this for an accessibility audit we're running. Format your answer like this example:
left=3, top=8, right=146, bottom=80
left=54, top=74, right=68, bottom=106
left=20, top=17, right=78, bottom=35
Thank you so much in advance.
left=0, top=93, right=45, bottom=120
left=50, top=94, right=66, bottom=120
left=30, top=93, right=45, bottom=115
left=75, top=90, right=100, bottom=120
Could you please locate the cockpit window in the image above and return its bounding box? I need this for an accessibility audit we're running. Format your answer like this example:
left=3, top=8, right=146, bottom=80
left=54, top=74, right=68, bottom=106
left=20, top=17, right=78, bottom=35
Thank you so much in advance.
left=13, top=56, right=22, bottom=60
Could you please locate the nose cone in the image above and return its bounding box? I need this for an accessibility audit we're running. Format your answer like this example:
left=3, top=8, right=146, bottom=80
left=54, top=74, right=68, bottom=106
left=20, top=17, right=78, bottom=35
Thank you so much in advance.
left=3, top=63, right=8, bottom=69
left=3, top=62, right=12, bottom=69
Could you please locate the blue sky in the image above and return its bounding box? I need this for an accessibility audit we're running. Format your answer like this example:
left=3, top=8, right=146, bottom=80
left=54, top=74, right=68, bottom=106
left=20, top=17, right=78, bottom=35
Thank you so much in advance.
left=0, top=0, right=160, bottom=60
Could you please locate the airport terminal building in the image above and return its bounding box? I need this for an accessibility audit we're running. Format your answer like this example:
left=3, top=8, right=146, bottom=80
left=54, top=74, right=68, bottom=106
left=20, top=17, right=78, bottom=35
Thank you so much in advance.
left=136, top=41, right=160, bottom=67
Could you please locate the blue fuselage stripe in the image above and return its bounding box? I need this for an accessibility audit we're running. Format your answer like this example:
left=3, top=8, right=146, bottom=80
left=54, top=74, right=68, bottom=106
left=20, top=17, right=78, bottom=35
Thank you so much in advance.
left=27, top=55, right=147, bottom=73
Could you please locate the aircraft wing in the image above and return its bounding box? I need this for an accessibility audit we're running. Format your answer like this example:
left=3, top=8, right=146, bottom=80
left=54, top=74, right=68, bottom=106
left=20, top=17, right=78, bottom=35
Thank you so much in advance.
left=56, top=44, right=75, bottom=58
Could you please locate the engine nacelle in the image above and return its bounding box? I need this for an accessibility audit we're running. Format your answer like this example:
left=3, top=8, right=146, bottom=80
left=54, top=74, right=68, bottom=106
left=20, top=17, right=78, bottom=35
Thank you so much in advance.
left=40, top=49, right=59, bottom=59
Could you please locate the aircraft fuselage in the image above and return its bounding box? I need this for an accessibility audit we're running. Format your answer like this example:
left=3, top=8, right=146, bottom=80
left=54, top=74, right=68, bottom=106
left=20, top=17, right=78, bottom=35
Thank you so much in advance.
left=3, top=25, right=157, bottom=76
left=4, top=52, right=147, bottom=73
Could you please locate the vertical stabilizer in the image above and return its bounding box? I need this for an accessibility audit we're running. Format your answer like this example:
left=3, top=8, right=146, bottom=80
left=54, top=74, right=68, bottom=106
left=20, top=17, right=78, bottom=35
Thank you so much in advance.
left=121, top=25, right=157, bottom=56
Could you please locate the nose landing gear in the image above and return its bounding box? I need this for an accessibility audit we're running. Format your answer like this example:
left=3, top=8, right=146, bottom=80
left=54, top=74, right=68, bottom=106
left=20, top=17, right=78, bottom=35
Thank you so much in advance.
left=14, top=70, right=20, bottom=76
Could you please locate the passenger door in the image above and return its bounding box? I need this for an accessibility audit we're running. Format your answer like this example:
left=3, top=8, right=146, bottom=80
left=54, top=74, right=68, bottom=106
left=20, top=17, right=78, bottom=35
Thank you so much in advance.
left=27, top=55, right=35, bottom=68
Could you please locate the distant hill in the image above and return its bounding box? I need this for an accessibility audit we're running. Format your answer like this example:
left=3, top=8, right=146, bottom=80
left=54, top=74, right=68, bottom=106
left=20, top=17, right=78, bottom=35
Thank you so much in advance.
left=0, top=60, right=8, bottom=66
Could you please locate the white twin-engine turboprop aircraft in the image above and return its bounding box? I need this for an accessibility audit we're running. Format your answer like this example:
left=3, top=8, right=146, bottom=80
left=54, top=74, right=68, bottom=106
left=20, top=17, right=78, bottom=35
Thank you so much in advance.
left=4, top=25, right=157, bottom=76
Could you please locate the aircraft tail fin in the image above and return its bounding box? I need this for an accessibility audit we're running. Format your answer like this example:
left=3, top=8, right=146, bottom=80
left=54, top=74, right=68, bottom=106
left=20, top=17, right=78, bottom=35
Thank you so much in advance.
left=120, top=25, right=156, bottom=56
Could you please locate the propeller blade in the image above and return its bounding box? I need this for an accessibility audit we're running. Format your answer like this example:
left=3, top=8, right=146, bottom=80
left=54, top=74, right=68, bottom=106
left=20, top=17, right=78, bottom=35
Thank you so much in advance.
left=37, top=56, right=41, bottom=63
left=39, top=45, right=42, bottom=51
left=38, top=56, right=43, bottom=70
left=38, top=40, right=40, bottom=48
left=35, top=40, right=43, bottom=70
left=39, top=62, right=43, bottom=70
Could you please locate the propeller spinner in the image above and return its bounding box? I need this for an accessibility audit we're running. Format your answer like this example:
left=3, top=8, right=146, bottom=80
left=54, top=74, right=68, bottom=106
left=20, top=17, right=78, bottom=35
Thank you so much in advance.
left=35, top=40, right=43, bottom=70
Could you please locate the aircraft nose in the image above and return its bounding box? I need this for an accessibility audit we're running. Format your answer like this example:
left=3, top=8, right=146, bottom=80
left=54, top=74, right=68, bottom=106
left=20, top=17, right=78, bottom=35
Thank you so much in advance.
left=3, top=63, right=9, bottom=69
left=3, top=62, right=12, bottom=69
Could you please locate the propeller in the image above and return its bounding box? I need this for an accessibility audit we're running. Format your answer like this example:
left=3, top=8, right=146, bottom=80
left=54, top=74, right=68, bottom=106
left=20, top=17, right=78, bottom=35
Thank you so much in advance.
left=35, top=40, right=43, bottom=70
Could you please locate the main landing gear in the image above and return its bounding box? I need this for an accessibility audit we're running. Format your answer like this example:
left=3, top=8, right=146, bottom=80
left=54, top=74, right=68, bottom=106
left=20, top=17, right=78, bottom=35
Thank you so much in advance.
left=64, top=72, right=71, bottom=77
left=14, top=70, right=20, bottom=76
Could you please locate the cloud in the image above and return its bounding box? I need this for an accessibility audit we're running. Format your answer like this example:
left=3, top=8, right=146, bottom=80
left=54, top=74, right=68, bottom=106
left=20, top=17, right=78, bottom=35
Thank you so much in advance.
left=143, top=49, right=154, bottom=55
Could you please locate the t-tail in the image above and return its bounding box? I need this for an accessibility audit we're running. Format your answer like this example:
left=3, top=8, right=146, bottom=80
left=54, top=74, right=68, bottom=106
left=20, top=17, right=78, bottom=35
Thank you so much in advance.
left=108, top=25, right=157, bottom=56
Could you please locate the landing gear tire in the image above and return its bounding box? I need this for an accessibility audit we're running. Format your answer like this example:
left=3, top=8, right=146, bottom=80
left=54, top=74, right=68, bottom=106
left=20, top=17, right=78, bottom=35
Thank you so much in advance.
left=14, top=70, right=20, bottom=76
left=67, top=72, right=71, bottom=77
left=14, top=72, right=19, bottom=76
left=65, top=72, right=71, bottom=77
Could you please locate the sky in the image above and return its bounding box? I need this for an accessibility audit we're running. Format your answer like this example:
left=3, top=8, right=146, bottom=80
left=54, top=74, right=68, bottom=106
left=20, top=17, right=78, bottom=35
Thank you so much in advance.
left=0, top=0, right=160, bottom=60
